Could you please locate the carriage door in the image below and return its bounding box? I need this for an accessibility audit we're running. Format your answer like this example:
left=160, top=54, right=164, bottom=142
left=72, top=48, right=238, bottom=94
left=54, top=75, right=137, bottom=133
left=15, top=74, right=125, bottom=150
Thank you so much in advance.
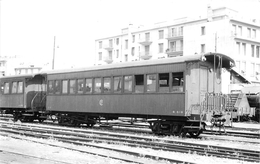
left=199, top=66, right=208, bottom=104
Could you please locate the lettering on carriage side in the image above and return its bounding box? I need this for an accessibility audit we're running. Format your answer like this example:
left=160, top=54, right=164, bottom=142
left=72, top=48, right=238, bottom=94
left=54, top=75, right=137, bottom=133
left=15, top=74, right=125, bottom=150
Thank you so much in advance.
left=99, top=99, right=103, bottom=106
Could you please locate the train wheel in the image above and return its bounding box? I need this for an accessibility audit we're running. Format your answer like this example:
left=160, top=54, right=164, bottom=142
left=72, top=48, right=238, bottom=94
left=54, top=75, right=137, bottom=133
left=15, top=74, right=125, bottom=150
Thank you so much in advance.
left=188, top=131, right=201, bottom=138
left=38, top=119, right=44, bottom=123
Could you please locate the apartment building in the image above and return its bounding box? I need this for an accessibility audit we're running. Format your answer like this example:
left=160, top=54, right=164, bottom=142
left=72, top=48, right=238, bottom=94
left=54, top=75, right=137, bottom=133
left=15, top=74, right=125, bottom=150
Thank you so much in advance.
left=95, top=7, right=260, bottom=88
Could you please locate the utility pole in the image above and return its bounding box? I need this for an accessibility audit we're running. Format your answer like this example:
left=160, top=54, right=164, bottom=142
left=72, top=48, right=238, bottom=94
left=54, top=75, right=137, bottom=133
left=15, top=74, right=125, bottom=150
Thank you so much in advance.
left=52, top=36, right=56, bottom=70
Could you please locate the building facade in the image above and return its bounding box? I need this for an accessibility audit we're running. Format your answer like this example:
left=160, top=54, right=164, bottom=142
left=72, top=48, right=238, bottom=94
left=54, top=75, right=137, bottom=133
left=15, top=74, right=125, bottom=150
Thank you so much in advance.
left=95, top=7, right=260, bottom=89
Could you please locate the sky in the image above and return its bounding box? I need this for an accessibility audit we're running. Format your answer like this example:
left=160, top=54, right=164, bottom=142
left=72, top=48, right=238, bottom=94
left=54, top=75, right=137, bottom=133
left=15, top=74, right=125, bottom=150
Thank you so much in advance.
left=0, top=0, right=260, bottom=69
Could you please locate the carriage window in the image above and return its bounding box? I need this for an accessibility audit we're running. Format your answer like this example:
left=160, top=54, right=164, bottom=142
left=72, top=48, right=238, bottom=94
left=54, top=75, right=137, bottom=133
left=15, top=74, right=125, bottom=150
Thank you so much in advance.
left=113, top=76, right=122, bottom=93
left=103, top=77, right=111, bottom=93
left=48, top=81, right=54, bottom=94
left=124, top=76, right=132, bottom=93
left=146, top=74, right=156, bottom=92
left=172, top=72, right=184, bottom=92
left=94, top=78, right=101, bottom=93
left=159, top=73, right=169, bottom=92
left=17, top=82, right=23, bottom=93
left=62, top=80, right=68, bottom=94
left=54, top=80, right=61, bottom=94
left=4, top=82, right=10, bottom=94
left=77, top=79, right=84, bottom=94
left=85, top=78, right=92, bottom=93
left=12, top=82, right=18, bottom=94
left=135, top=74, right=144, bottom=93
left=69, top=79, right=76, bottom=94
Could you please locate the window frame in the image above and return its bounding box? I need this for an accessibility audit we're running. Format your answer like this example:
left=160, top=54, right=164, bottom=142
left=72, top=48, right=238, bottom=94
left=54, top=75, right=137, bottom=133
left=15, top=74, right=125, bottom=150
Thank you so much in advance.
left=85, top=78, right=93, bottom=94
left=113, top=76, right=122, bottom=94
left=103, top=77, right=111, bottom=94
left=123, top=75, right=133, bottom=93
left=61, top=79, right=69, bottom=94
left=69, top=79, right=77, bottom=94
left=146, top=74, right=157, bottom=93
left=11, top=81, right=18, bottom=94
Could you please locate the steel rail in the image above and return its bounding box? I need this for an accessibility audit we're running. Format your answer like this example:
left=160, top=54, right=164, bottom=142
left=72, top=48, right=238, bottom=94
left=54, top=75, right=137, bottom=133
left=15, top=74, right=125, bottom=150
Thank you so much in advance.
left=0, top=121, right=259, bottom=163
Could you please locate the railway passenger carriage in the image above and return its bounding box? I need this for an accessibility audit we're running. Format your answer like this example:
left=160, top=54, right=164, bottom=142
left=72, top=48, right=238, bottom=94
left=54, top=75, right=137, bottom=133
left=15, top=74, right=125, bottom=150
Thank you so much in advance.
left=0, top=74, right=46, bottom=121
left=45, top=52, right=235, bottom=136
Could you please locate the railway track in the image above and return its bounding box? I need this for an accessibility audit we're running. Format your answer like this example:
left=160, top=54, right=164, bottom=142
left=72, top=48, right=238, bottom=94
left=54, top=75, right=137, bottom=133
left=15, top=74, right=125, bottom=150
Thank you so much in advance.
left=0, top=121, right=193, bottom=164
left=1, top=116, right=259, bottom=139
left=0, top=149, right=71, bottom=164
left=0, top=120, right=259, bottom=163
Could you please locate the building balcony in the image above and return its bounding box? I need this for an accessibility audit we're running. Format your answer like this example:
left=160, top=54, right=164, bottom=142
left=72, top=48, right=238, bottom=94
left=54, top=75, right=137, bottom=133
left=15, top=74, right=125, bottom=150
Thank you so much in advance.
left=166, top=47, right=183, bottom=57
left=231, top=32, right=260, bottom=44
left=139, top=37, right=153, bottom=46
left=166, top=32, right=183, bottom=41
left=103, top=44, right=113, bottom=51
left=139, top=51, right=152, bottom=60
left=104, top=57, right=113, bottom=64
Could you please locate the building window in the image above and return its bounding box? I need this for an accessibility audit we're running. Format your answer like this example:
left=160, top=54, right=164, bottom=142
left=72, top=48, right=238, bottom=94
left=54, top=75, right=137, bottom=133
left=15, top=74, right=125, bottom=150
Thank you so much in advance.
left=132, top=35, right=135, bottom=43
left=238, top=26, right=242, bottom=36
left=109, top=39, right=113, bottom=47
left=241, top=61, right=246, bottom=74
left=242, top=43, right=246, bottom=56
left=201, top=26, right=205, bottom=35
left=135, top=75, right=144, bottom=93
left=236, top=61, right=241, bottom=73
left=247, top=28, right=251, bottom=38
left=146, top=74, right=156, bottom=92
left=116, top=50, right=119, bottom=58
left=171, top=28, right=176, bottom=37
left=131, top=47, right=135, bottom=56
left=85, top=78, right=92, bottom=93
left=256, top=64, right=260, bottom=75
left=99, top=41, right=102, bottom=49
left=116, top=38, right=119, bottom=45
left=98, top=52, right=102, bottom=61
left=158, top=43, right=164, bottom=53
left=251, top=63, right=255, bottom=77
left=201, top=44, right=205, bottom=53
left=62, top=80, right=68, bottom=94
left=256, top=46, right=260, bottom=58
left=145, top=33, right=150, bottom=41
left=232, top=24, right=236, bottom=35
left=251, top=45, right=255, bottom=57
left=125, top=39, right=128, bottom=49
left=170, top=41, right=176, bottom=52
left=125, top=54, right=128, bottom=62
left=108, top=51, right=112, bottom=60
left=159, top=30, right=164, bottom=39
left=124, top=76, right=132, bottom=93
left=253, top=29, right=256, bottom=39
left=236, top=42, right=240, bottom=55
left=179, top=26, right=183, bottom=36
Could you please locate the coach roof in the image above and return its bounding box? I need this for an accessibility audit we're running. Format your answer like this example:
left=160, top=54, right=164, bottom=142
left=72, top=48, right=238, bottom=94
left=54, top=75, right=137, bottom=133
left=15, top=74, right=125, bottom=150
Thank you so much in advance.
left=41, top=52, right=235, bottom=75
